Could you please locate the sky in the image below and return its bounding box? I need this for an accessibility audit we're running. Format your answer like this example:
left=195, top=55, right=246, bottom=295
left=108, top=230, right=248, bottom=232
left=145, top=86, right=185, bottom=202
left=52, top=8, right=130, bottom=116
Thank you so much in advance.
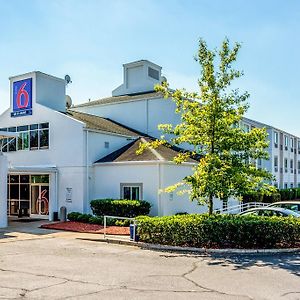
left=0, top=0, right=300, bottom=135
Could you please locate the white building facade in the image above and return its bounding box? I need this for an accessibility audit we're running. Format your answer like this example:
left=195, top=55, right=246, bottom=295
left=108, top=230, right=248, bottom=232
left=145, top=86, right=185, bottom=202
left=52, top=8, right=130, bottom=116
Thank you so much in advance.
left=0, top=59, right=298, bottom=221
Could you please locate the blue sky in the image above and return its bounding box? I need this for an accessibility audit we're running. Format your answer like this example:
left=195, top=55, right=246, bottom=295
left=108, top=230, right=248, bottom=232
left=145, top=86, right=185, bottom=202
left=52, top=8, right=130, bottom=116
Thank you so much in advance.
left=0, top=0, right=300, bottom=135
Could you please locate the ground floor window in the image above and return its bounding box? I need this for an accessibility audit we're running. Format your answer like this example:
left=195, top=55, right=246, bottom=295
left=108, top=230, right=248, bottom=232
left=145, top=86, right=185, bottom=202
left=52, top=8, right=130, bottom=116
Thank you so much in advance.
left=7, top=174, right=49, bottom=217
left=120, top=183, right=142, bottom=200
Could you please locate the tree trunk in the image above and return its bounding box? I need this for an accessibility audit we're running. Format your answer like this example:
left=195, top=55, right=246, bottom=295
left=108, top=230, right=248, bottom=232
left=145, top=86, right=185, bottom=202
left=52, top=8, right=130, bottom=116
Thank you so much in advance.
left=208, top=195, right=213, bottom=215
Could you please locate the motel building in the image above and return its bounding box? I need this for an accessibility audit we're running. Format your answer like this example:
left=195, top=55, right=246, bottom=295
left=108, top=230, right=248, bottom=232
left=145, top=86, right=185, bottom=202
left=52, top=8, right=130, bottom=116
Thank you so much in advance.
left=0, top=59, right=299, bottom=224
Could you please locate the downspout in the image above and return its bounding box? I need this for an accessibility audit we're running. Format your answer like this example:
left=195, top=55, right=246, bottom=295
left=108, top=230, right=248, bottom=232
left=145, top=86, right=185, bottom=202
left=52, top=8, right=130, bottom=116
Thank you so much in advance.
left=146, top=99, right=149, bottom=135
left=85, top=130, right=89, bottom=213
left=158, top=162, right=163, bottom=216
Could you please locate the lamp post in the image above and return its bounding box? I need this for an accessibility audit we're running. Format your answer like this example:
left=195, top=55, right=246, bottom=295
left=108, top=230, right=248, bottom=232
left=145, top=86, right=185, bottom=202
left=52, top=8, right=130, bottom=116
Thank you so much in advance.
left=0, top=132, right=18, bottom=228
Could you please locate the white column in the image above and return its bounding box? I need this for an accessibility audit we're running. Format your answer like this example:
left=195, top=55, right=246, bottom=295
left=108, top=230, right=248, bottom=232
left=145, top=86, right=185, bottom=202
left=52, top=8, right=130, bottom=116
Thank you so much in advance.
left=0, top=154, right=8, bottom=228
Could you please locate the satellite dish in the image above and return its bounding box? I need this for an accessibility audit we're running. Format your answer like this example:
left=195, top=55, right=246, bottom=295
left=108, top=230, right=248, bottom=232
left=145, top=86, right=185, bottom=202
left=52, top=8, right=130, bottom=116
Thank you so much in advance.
left=65, top=74, right=72, bottom=84
left=161, top=76, right=167, bottom=83
left=66, top=95, right=72, bottom=108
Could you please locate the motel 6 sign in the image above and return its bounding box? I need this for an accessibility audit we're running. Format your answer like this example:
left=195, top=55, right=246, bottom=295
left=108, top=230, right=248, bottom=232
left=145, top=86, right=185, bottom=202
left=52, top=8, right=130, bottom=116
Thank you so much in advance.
left=11, top=78, right=32, bottom=117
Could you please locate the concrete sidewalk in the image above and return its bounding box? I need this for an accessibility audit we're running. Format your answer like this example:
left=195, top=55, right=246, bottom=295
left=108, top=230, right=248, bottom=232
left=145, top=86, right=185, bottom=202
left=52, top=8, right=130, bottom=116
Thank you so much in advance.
left=0, top=219, right=131, bottom=244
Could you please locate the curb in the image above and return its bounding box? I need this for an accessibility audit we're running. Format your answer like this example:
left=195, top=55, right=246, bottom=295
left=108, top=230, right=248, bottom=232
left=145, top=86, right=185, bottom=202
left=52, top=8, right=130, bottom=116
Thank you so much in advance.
left=140, top=243, right=300, bottom=255
left=78, top=237, right=300, bottom=255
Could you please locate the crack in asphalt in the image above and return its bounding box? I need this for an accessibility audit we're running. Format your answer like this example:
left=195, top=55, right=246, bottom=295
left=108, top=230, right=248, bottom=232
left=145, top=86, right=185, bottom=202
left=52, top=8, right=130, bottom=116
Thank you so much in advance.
left=0, top=262, right=253, bottom=300
left=281, top=291, right=300, bottom=297
left=181, top=260, right=254, bottom=300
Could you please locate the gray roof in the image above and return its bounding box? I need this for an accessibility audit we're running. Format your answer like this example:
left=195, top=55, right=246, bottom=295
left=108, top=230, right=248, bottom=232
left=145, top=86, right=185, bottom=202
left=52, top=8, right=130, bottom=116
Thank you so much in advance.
left=95, top=137, right=198, bottom=163
left=73, top=91, right=162, bottom=108
left=67, top=110, right=139, bottom=137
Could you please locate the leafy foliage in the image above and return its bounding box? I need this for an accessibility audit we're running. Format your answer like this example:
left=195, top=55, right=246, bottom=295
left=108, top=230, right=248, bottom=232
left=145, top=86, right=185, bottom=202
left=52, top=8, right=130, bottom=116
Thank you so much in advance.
left=90, top=199, right=151, bottom=218
left=138, top=38, right=275, bottom=213
left=137, top=214, right=300, bottom=249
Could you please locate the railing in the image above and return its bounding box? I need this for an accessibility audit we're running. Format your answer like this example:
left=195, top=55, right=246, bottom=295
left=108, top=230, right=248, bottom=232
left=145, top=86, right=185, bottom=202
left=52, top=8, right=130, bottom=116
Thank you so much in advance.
left=103, top=215, right=137, bottom=240
left=214, top=202, right=269, bottom=215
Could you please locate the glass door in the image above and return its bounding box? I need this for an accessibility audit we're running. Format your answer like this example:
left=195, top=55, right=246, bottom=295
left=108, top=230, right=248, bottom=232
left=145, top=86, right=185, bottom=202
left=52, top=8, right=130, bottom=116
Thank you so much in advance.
left=31, top=185, right=49, bottom=218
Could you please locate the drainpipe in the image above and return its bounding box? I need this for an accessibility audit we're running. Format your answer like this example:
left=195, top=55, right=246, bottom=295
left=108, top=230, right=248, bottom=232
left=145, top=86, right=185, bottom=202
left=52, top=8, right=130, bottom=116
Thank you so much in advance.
left=158, top=162, right=163, bottom=216
left=85, top=130, right=89, bottom=213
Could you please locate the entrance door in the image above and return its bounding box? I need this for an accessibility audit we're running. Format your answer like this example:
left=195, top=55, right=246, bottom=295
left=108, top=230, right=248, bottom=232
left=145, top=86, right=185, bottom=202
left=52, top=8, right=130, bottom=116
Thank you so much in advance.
left=31, top=185, right=49, bottom=218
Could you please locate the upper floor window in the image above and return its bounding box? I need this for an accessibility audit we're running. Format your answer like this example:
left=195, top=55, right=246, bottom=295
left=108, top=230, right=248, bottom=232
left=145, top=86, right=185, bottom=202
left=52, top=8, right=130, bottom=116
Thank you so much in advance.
left=290, top=159, right=294, bottom=173
left=290, top=137, right=294, bottom=152
left=284, top=158, right=288, bottom=172
left=0, top=123, right=49, bottom=153
left=298, top=140, right=300, bottom=154
left=257, top=158, right=262, bottom=169
left=284, top=135, right=289, bottom=150
left=274, top=156, right=278, bottom=172
left=242, top=124, right=250, bottom=133
left=274, top=131, right=278, bottom=147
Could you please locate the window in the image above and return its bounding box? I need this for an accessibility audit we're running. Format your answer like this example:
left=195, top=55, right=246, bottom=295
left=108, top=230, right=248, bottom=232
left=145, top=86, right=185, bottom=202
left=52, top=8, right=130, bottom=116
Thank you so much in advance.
left=298, top=140, right=300, bottom=154
left=257, top=158, right=262, bottom=169
left=291, top=137, right=294, bottom=152
left=284, top=183, right=288, bottom=189
left=274, top=182, right=278, bottom=189
left=148, top=67, right=159, bottom=80
left=274, top=131, right=278, bottom=147
left=291, top=159, right=294, bottom=173
left=284, top=158, right=288, bottom=173
left=274, top=156, right=278, bottom=172
left=242, top=123, right=250, bottom=133
left=291, top=183, right=294, bottom=188
left=120, top=183, right=142, bottom=200
left=0, top=122, right=49, bottom=153
left=284, top=135, right=288, bottom=150
left=298, top=161, right=300, bottom=174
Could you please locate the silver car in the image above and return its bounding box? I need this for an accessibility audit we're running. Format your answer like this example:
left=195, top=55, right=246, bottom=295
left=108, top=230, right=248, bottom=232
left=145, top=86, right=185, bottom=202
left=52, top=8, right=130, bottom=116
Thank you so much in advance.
left=267, top=201, right=300, bottom=213
left=239, top=207, right=300, bottom=217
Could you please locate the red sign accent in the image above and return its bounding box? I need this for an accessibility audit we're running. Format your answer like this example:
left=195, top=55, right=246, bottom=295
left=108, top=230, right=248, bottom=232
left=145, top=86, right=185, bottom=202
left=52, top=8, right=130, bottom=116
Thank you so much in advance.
left=16, top=82, right=29, bottom=109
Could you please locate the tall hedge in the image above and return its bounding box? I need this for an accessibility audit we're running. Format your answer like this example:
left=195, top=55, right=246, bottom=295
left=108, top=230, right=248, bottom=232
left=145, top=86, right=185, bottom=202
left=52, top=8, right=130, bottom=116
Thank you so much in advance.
left=90, top=199, right=151, bottom=218
left=137, top=214, right=300, bottom=249
left=243, top=188, right=300, bottom=204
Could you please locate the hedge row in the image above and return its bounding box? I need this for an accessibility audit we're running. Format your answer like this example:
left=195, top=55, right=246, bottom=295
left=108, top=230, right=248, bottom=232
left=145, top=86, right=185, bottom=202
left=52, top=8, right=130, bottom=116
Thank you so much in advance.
left=137, top=214, right=300, bottom=249
left=279, top=188, right=300, bottom=201
left=67, top=212, right=130, bottom=226
left=90, top=199, right=151, bottom=218
left=243, top=188, right=300, bottom=203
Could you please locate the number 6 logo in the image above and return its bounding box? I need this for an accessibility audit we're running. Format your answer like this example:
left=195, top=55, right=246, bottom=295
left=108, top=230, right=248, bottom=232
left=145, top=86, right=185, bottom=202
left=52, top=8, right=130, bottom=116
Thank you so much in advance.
left=16, top=82, right=29, bottom=109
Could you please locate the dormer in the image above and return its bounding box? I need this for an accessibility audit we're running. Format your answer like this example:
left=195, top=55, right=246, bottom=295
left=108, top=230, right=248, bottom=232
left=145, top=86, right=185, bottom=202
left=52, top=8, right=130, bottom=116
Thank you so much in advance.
left=112, top=60, right=162, bottom=96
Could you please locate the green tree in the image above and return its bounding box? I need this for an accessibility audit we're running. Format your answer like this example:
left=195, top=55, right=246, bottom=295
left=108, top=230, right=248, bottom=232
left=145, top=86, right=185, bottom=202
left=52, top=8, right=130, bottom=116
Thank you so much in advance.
left=138, top=38, right=275, bottom=214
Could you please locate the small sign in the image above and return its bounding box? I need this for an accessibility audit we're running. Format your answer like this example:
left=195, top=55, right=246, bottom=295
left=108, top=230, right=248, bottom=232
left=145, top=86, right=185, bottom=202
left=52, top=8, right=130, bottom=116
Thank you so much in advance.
left=66, top=188, right=72, bottom=203
left=11, top=78, right=32, bottom=118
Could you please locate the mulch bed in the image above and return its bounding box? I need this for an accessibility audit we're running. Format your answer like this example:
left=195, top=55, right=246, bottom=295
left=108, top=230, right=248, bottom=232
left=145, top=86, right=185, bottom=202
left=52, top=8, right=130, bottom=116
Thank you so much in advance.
left=41, top=221, right=130, bottom=235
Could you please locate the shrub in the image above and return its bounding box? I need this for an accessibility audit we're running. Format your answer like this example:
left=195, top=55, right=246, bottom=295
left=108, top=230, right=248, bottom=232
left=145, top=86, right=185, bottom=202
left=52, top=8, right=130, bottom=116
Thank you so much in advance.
left=88, top=216, right=104, bottom=225
left=137, top=214, right=300, bottom=249
left=90, top=199, right=151, bottom=218
left=67, top=212, right=82, bottom=221
left=77, top=213, right=92, bottom=223
left=242, top=191, right=281, bottom=203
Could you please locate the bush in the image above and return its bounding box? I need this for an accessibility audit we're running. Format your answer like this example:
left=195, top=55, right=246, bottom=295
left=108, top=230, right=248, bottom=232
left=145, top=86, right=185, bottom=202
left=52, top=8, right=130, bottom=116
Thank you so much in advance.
left=90, top=199, right=151, bottom=218
left=137, top=214, right=300, bottom=249
left=242, top=191, right=281, bottom=203
left=67, top=212, right=82, bottom=221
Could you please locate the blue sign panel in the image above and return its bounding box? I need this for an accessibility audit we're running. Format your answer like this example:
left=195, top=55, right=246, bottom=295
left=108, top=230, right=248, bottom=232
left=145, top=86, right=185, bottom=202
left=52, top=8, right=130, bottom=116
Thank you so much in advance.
left=11, top=78, right=32, bottom=117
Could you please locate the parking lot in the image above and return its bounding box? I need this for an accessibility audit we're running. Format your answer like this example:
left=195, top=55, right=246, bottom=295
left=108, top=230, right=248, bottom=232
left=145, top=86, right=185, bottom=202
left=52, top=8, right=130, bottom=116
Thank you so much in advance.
left=0, top=221, right=299, bottom=299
